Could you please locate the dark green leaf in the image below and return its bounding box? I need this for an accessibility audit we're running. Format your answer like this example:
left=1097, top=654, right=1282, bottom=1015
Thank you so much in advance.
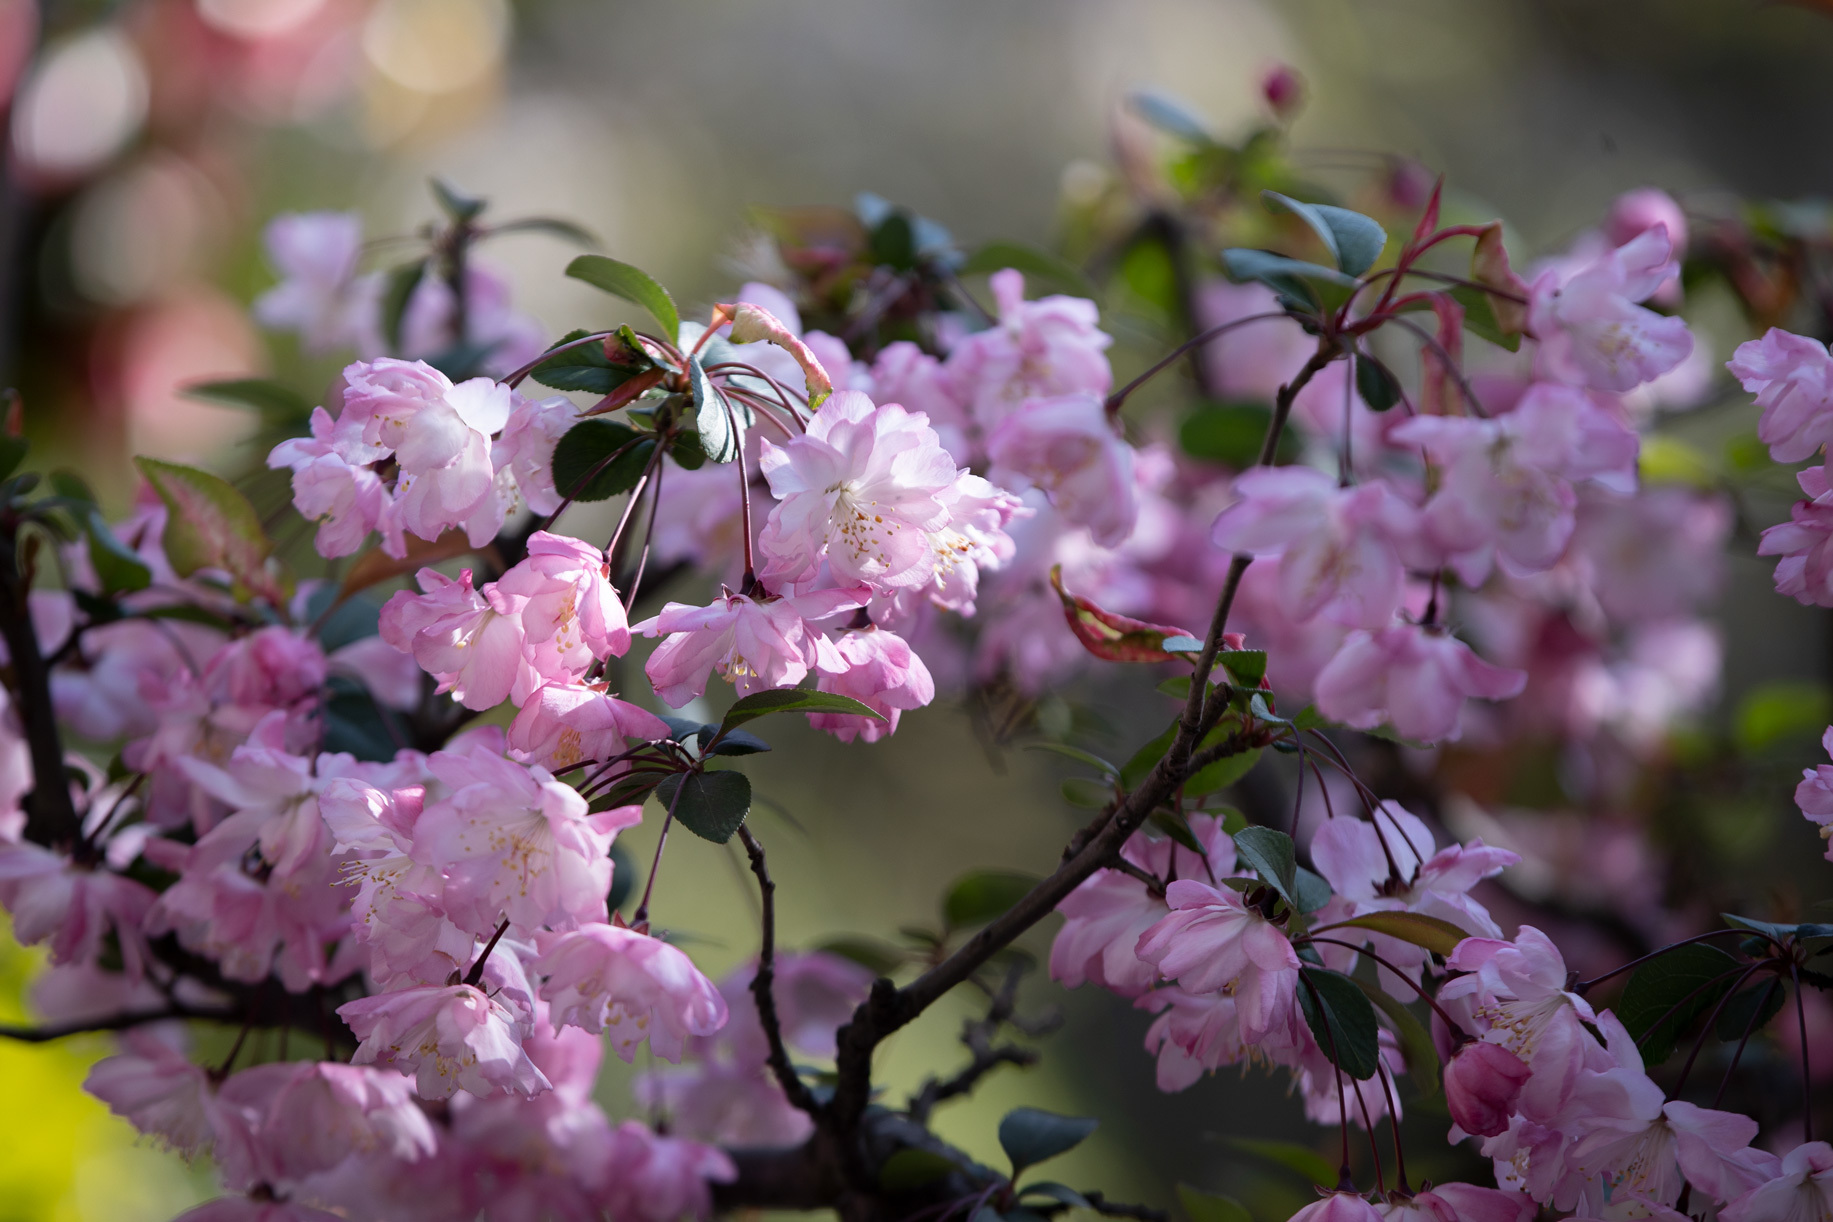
left=660, top=716, right=713, bottom=743
left=1060, top=776, right=1110, bottom=808
left=566, top=255, right=681, bottom=339
left=1220, top=650, right=1267, bottom=687
left=1716, top=978, right=1787, bottom=1041
left=690, top=353, right=745, bottom=464
left=1331, top=911, right=1469, bottom=957
left=1721, top=914, right=1800, bottom=944
left=1151, top=808, right=1207, bottom=855
left=528, top=329, right=647, bottom=395
left=1185, top=746, right=1262, bottom=797
left=1354, top=353, right=1401, bottom=411
left=1022, top=741, right=1118, bottom=776
left=1297, top=967, right=1381, bottom=1079
left=1291, top=706, right=1329, bottom=731
left=1233, top=826, right=1299, bottom=908
left=707, top=729, right=771, bottom=757
left=181, top=378, right=314, bottom=425
left=668, top=426, right=707, bottom=470
left=380, top=259, right=428, bottom=351
left=815, top=936, right=906, bottom=977
left=1292, top=866, right=1333, bottom=915
left=431, top=178, right=486, bottom=223
left=1180, top=403, right=1301, bottom=468
left=486, top=216, right=598, bottom=247
left=958, top=242, right=1097, bottom=300
left=869, top=212, right=917, bottom=270
left=321, top=678, right=397, bottom=763
left=1221, top=249, right=1359, bottom=313
left=593, top=773, right=665, bottom=811
left=1262, top=192, right=1387, bottom=277
left=83, top=509, right=152, bottom=594
left=551, top=420, right=654, bottom=503
left=717, top=688, right=884, bottom=733
left=1352, top=977, right=1440, bottom=1098
left=1020, top=1182, right=1092, bottom=1210
left=997, top=1107, right=1098, bottom=1176
left=1221, top=1138, right=1333, bottom=1187
left=879, top=1148, right=960, bottom=1193
left=1447, top=285, right=1524, bottom=353
left=1121, top=721, right=1177, bottom=790
left=654, top=770, right=752, bottom=844
left=944, top=870, right=1039, bottom=931
left=1619, top=943, right=1742, bottom=1065
left=1176, top=1185, right=1250, bottom=1222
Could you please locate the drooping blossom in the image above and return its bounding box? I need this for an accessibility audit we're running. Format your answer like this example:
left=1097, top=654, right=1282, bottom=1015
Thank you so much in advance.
left=220, top=1060, right=439, bottom=1183
left=946, top=268, right=1113, bottom=425
left=1722, top=1142, right=1833, bottom=1222
left=1314, top=625, right=1526, bottom=743
left=809, top=627, right=934, bottom=742
left=1796, top=726, right=1833, bottom=860
left=1759, top=467, right=1833, bottom=608
left=1728, top=329, right=1833, bottom=464
left=532, top=925, right=729, bottom=1062
left=267, top=407, right=389, bottom=558
left=1375, top=1184, right=1533, bottom=1222
left=379, top=568, right=539, bottom=711
left=253, top=211, right=368, bottom=353
left=1445, top=1040, right=1532, bottom=1138
left=338, top=982, right=549, bottom=1100
left=600, top=1120, right=736, bottom=1222
left=84, top=1030, right=225, bottom=1157
left=985, top=392, right=1137, bottom=547
left=492, top=531, right=630, bottom=675
left=1288, top=1192, right=1386, bottom=1222
left=1529, top=226, right=1692, bottom=392
left=1135, top=878, right=1301, bottom=1044
left=507, top=682, right=671, bottom=770
left=494, top=394, right=581, bottom=517
left=636, top=587, right=863, bottom=708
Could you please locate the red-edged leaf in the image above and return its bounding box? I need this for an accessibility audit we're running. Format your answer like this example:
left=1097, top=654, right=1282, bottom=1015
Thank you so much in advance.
left=1410, top=175, right=1444, bottom=248
left=1471, top=221, right=1529, bottom=336
left=1051, top=564, right=1194, bottom=663
left=133, top=457, right=282, bottom=604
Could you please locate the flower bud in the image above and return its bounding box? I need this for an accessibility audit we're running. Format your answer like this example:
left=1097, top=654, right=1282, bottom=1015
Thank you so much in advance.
left=1260, top=64, right=1305, bottom=120
left=1444, top=1039, right=1531, bottom=1137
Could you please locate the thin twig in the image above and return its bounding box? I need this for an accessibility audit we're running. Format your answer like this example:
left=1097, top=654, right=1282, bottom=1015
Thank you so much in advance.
left=736, top=826, right=821, bottom=1115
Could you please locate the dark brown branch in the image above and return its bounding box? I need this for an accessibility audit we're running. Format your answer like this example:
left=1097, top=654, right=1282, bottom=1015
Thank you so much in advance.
left=0, top=519, right=82, bottom=851
left=907, top=961, right=1059, bottom=1125
left=0, top=1004, right=240, bottom=1043
left=738, top=825, right=821, bottom=1115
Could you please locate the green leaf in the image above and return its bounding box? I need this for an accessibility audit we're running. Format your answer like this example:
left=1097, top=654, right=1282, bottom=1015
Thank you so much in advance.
left=943, top=870, right=1039, bottom=931
left=1128, top=89, right=1211, bottom=143
left=1330, top=911, right=1470, bottom=957
left=484, top=216, right=599, bottom=247
left=83, top=509, right=151, bottom=594
left=1121, top=721, right=1177, bottom=790
left=1185, top=746, right=1261, bottom=797
left=551, top=419, right=655, bottom=503
left=1219, top=650, right=1267, bottom=687
left=566, top=255, right=680, bottom=339
left=1262, top=192, right=1387, bottom=277
left=1296, top=967, right=1381, bottom=1079
left=1151, top=808, right=1208, bottom=855
left=1734, top=681, right=1831, bottom=754
left=1721, top=914, right=1801, bottom=943
left=1022, top=741, right=1118, bottom=776
left=1352, top=977, right=1440, bottom=1098
left=706, top=729, right=771, bottom=757
left=1222, top=1137, right=1333, bottom=1187
left=868, top=212, right=917, bottom=270
left=997, top=1108, right=1098, bottom=1176
left=653, top=770, right=752, bottom=844
left=1221, top=249, right=1359, bottom=313
left=1447, top=285, right=1523, bottom=353
left=689, top=353, right=744, bottom=464
left=1180, top=403, right=1302, bottom=468
left=1354, top=354, right=1401, bottom=411
left=380, top=259, right=428, bottom=351
left=0, top=436, right=25, bottom=483
left=431, top=177, right=486, bottom=223
left=879, top=1148, right=960, bottom=1193
left=814, top=936, right=906, bottom=977
left=1233, top=826, right=1299, bottom=909
left=1177, top=1185, right=1250, bottom=1222
left=1716, top=978, right=1786, bottom=1041
left=181, top=378, right=314, bottom=425
left=132, top=458, right=276, bottom=601
left=1121, top=237, right=1180, bottom=319
left=529, top=329, right=645, bottom=395
left=1060, top=776, right=1110, bottom=808
left=716, top=688, right=885, bottom=735
left=1619, top=943, right=1742, bottom=1064
left=1020, top=1182, right=1092, bottom=1210
left=959, top=242, right=1097, bottom=300
left=1291, top=866, right=1332, bottom=915
left=1291, top=706, right=1329, bottom=731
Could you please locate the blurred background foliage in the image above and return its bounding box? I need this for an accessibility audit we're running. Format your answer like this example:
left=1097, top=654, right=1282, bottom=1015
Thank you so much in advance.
left=5, top=0, right=1833, bottom=1219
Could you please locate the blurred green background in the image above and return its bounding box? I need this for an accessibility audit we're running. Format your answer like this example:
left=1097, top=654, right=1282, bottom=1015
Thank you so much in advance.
left=6, top=1, right=1833, bottom=1219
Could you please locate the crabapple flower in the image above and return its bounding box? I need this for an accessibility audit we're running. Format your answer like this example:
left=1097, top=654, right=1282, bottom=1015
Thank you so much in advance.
left=1289, top=1192, right=1386, bottom=1222
left=491, top=531, right=630, bottom=675
left=508, top=682, right=671, bottom=770
left=494, top=394, right=580, bottom=517
left=1210, top=466, right=1414, bottom=628
left=253, top=212, right=367, bottom=353
left=1722, top=1142, right=1833, bottom=1222
left=84, top=1030, right=224, bottom=1157
left=1758, top=468, right=1833, bottom=608
left=380, top=568, right=540, bottom=710
left=0, top=839, right=156, bottom=974
left=267, top=408, right=389, bottom=558
left=1529, top=226, right=1692, bottom=392
left=173, top=1199, right=343, bottom=1222
left=338, top=983, right=550, bottom=1100
left=756, top=390, right=962, bottom=590
left=531, top=925, right=728, bottom=1061
left=985, top=393, right=1137, bottom=547
left=946, top=269, right=1113, bottom=425
left=1729, top=329, right=1833, bottom=464
left=1376, top=1184, right=1534, bottom=1222
left=636, top=587, right=862, bottom=708
left=809, top=627, right=934, bottom=742
left=600, top=1120, right=736, bottom=1222
left=1314, top=625, right=1526, bottom=743
left=1796, top=727, right=1833, bottom=859
left=1135, top=879, right=1301, bottom=1044
left=411, top=747, right=636, bottom=936
left=1445, top=1040, right=1532, bottom=1137
left=870, top=341, right=969, bottom=460
left=229, top=1061, right=438, bottom=1181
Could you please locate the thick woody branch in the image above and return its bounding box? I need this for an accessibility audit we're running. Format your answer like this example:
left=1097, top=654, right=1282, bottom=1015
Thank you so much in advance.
left=0, top=520, right=82, bottom=850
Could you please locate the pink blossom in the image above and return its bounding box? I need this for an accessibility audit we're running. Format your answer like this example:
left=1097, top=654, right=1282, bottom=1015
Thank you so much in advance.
left=1605, top=189, right=1689, bottom=257
left=986, top=393, right=1137, bottom=547
left=0, top=839, right=155, bottom=973
left=1572, top=486, right=1729, bottom=624
left=1529, top=226, right=1693, bottom=392
left=253, top=211, right=368, bottom=353
left=1137, top=988, right=1264, bottom=1091
left=1729, top=329, right=1833, bottom=463
left=1445, top=1040, right=1532, bottom=1137
left=532, top=925, right=728, bottom=1061
left=634, top=1058, right=814, bottom=1148
left=491, top=531, right=630, bottom=676
left=870, top=341, right=969, bottom=461
left=328, top=635, right=426, bottom=713
left=1314, top=626, right=1526, bottom=743
left=173, top=1198, right=343, bottom=1222
left=380, top=567, right=539, bottom=710
left=268, top=407, right=389, bottom=558
left=809, top=627, right=934, bottom=742
left=494, top=394, right=581, bottom=517
left=1722, top=1142, right=1833, bottom=1222
left=946, top=269, right=1113, bottom=425
left=413, top=746, right=634, bottom=936
left=1376, top=1184, right=1533, bottom=1222
left=389, top=262, right=547, bottom=379
left=636, top=587, right=862, bottom=708
left=223, top=1061, right=438, bottom=1182
left=756, top=390, right=963, bottom=590
left=875, top=473, right=1027, bottom=623
left=1759, top=471, right=1833, bottom=608
left=339, top=982, right=549, bottom=1099
left=1797, top=727, right=1833, bottom=859
left=508, top=682, right=671, bottom=770
left=1288, top=1192, right=1385, bottom=1222
left=600, top=1120, right=736, bottom=1222
left=84, top=1030, right=224, bottom=1157
left=1211, top=467, right=1414, bottom=628
left=1194, top=280, right=1312, bottom=403
left=1135, top=878, right=1301, bottom=1043
left=740, top=951, right=874, bottom=1059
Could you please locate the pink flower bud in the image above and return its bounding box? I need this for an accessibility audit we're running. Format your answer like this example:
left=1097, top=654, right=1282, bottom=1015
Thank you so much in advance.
left=1444, top=1039, right=1531, bottom=1137
left=1260, top=64, right=1305, bottom=119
